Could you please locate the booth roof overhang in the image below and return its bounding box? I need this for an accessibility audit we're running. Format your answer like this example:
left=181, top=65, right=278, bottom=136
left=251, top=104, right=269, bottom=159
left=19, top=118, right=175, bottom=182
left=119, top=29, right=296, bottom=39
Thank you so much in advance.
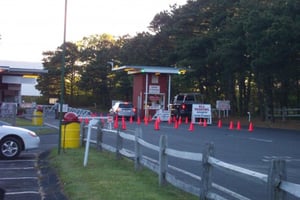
left=0, top=66, right=48, bottom=76
left=112, top=65, right=185, bottom=75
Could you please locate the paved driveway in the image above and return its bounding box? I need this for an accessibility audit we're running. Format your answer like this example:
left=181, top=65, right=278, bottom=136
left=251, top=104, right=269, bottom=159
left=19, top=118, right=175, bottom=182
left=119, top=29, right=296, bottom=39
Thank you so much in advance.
left=0, top=134, right=67, bottom=200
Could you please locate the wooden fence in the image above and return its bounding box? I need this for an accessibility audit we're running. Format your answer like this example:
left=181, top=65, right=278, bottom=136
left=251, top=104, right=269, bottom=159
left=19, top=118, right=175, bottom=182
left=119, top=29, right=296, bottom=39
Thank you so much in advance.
left=80, top=122, right=300, bottom=200
left=266, top=107, right=300, bottom=120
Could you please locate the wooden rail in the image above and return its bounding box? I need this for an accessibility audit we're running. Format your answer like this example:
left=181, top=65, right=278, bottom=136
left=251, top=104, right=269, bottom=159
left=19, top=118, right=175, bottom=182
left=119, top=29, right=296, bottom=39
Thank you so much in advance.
left=266, top=107, right=300, bottom=120
left=81, top=122, right=300, bottom=200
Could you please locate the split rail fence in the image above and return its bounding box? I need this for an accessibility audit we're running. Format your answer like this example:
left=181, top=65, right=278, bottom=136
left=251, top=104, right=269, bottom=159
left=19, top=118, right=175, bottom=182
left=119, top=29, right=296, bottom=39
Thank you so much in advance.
left=266, top=107, right=300, bottom=120
left=80, top=121, right=300, bottom=200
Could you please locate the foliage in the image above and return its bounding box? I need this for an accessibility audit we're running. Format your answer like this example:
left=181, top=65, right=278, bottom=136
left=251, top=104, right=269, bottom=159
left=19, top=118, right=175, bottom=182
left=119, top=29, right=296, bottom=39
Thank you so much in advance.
left=36, top=0, right=300, bottom=119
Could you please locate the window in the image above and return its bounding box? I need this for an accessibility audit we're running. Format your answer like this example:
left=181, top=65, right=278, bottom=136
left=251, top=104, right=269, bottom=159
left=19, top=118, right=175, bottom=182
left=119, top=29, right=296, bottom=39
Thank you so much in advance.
left=151, top=75, right=158, bottom=83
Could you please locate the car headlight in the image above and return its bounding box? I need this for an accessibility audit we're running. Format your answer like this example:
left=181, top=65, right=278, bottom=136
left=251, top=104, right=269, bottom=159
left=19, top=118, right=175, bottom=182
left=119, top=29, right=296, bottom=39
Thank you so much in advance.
left=28, top=131, right=38, bottom=137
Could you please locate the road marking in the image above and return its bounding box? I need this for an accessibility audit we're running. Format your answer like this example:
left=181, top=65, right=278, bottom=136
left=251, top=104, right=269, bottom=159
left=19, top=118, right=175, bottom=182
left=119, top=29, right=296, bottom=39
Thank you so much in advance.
left=6, top=191, right=40, bottom=195
left=0, top=167, right=34, bottom=170
left=249, top=137, right=272, bottom=143
left=0, top=177, right=38, bottom=180
left=262, top=156, right=300, bottom=162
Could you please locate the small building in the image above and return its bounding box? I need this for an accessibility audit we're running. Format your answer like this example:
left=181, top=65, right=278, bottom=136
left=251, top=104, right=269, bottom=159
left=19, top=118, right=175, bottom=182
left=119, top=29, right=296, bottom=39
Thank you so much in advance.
left=112, top=65, right=185, bottom=118
left=0, top=63, right=47, bottom=104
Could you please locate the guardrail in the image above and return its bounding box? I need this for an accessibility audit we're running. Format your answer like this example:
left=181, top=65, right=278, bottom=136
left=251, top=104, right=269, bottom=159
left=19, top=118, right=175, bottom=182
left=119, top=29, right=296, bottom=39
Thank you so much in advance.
left=80, top=121, right=300, bottom=200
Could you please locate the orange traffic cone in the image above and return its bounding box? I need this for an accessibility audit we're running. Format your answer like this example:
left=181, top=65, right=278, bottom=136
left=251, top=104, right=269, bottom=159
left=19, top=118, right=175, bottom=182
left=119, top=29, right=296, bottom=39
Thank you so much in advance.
left=144, top=116, right=148, bottom=125
left=198, top=119, right=203, bottom=126
left=236, top=121, right=241, bottom=130
left=203, top=119, right=207, bottom=127
left=137, top=116, right=141, bottom=125
left=157, top=116, right=161, bottom=123
left=248, top=122, right=254, bottom=132
left=168, top=116, right=172, bottom=124
left=100, top=113, right=105, bottom=124
left=129, top=116, right=133, bottom=124
left=178, top=116, right=182, bottom=125
left=229, top=121, right=234, bottom=130
left=122, top=116, right=126, bottom=130
left=218, top=119, right=222, bottom=128
left=188, top=122, right=194, bottom=131
left=185, top=117, right=189, bottom=124
left=154, top=119, right=160, bottom=130
left=114, top=115, right=118, bottom=129
left=174, top=119, right=178, bottom=129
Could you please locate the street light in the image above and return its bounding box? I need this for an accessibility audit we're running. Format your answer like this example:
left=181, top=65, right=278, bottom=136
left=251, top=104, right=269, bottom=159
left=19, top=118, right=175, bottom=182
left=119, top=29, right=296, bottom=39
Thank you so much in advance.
left=58, top=0, right=67, bottom=154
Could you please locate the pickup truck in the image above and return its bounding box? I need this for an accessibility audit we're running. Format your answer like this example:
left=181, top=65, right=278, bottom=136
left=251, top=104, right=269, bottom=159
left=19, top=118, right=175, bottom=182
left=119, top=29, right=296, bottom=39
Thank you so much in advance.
left=170, top=93, right=203, bottom=119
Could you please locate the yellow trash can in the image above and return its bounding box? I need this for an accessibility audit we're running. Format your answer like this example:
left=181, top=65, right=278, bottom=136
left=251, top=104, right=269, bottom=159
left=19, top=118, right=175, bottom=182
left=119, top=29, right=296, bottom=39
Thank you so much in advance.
left=32, top=108, right=43, bottom=126
left=61, top=112, right=80, bottom=148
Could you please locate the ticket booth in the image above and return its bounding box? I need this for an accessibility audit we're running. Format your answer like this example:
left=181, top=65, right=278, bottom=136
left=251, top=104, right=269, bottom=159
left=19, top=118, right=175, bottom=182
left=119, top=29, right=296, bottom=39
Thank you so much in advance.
left=112, top=65, right=185, bottom=119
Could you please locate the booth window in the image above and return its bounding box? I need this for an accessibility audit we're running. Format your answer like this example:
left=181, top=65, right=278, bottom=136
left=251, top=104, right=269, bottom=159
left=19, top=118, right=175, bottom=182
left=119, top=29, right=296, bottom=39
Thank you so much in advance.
left=151, top=75, right=158, bottom=83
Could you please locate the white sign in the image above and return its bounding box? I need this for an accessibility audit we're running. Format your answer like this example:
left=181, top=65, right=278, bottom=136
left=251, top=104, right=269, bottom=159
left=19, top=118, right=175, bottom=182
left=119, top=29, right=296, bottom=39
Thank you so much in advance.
left=216, top=100, right=230, bottom=110
left=149, top=85, right=160, bottom=94
left=58, top=104, right=69, bottom=112
left=191, top=104, right=212, bottom=124
left=152, top=109, right=170, bottom=121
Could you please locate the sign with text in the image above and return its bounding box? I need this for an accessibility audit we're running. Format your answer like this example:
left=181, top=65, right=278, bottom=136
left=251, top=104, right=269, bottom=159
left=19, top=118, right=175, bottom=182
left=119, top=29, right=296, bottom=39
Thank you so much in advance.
left=152, top=109, right=170, bottom=121
left=216, top=100, right=230, bottom=110
left=191, top=104, right=212, bottom=124
left=149, top=85, right=160, bottom=94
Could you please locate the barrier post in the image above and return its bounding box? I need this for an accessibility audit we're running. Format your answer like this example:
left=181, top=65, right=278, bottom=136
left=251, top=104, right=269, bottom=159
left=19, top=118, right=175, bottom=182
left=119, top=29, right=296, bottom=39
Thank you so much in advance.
left=116, top=127, right=122, bottom=160
left=83, top=119, right=99, bottom=167
left=96, top=123, right=103, bottom=151
left=268, top=159, right=286, bottom=200
left=80, top=121, right=85, bottom=147
left=134, top=127, right=143, bottom=171
left=159, top=135, right=168, bottom=186
left=200, top=143, right=215, bottom=199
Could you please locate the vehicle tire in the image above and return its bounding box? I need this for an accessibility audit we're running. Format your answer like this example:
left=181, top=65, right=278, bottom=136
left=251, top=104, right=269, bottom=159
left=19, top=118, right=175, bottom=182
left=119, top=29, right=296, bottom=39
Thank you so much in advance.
left=0, top=137, right=22, bottom=159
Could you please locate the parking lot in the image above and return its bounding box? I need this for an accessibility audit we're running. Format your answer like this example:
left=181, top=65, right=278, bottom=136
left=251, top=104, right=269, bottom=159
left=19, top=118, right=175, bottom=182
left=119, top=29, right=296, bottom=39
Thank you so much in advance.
left=0, top=134, right=67, bottom=200
left=0, top=151, right=41, bottom=200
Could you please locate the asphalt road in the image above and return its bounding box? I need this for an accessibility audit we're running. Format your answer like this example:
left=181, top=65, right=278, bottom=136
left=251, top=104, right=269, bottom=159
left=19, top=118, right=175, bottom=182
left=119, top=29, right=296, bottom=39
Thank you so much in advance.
left=1, top=117, right=299, bottom=199
left=99, top=120, right=300, bottom=200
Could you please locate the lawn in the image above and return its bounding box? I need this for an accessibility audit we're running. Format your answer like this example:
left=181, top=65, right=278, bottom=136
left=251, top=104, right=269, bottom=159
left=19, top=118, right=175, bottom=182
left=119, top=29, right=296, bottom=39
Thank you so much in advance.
left=49, top=148, right=198, bottom=200
left=0, top=117, right=58, bottom=135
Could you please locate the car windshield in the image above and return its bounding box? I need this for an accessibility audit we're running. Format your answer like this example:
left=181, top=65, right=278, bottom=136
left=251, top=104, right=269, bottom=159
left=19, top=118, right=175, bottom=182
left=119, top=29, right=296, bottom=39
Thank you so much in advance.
left=119, top=103, right=133, bottom=108
left=176, top=95, right=184, bottom=101
left=185, top=95, right=194, bottom=101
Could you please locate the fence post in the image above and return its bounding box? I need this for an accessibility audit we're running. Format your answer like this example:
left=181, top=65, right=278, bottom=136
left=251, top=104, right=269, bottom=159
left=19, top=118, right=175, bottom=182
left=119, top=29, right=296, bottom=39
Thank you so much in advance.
left=80, top=121, right=85, bottom=147
left=96, top=122, right=103, bottom=151
left=200, top=142, right=215, bottom=200
left=116, top=127, right=122, bottom=160
left=159, top=135, right=168, bottom=186
left=282, top=107, right=287, bottom=121
left=268, top=159, right=286, bottom=200
left=134, top=127, right=142, bottom=171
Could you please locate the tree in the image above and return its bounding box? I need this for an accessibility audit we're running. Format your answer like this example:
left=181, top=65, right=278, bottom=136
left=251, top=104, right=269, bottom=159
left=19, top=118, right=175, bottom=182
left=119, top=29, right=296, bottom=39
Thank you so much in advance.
left=37, top=42, right=81, bottom=106
left=78, top=34, right=126, bottom=108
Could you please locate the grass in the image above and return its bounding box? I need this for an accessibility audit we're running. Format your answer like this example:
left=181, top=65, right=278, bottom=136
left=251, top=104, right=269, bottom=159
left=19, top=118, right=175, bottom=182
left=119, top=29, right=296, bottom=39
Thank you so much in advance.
left=49, top=148, right=198, bottom=200
left=1, top=117, right=58, bottom=135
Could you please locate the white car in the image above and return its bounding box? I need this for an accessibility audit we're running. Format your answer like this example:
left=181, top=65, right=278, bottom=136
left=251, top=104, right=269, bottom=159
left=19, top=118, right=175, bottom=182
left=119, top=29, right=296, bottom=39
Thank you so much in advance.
left=0, top=125, right=40, bottom=159
left=110, top=101, right=136, bottom=119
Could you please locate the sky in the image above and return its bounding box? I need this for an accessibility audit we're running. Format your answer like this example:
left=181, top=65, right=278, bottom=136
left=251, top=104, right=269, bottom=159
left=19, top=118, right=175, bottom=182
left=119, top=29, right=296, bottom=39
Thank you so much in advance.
left=0, top=0, right=187, bottom=63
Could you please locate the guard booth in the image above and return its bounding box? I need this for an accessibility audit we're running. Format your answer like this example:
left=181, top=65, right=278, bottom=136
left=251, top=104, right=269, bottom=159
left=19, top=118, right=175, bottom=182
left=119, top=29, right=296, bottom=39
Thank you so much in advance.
left=112, top=65, right=185, bottom=120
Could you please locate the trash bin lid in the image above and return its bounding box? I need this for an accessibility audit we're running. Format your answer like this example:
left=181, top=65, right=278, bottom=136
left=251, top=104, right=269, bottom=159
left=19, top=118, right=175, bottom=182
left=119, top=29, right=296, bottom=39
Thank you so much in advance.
left=37, top=105, right=43, bottom=112
left=63, top=112, right=79, bottom=122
